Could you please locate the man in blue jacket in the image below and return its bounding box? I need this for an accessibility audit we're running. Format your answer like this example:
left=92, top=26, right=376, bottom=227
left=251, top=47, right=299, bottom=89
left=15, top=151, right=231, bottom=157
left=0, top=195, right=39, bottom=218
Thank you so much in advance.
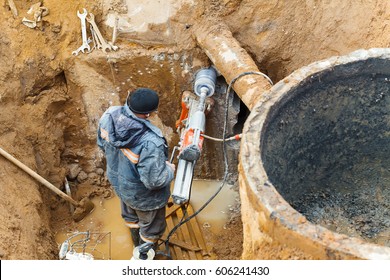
left=97, top=88, right=175, bottom=250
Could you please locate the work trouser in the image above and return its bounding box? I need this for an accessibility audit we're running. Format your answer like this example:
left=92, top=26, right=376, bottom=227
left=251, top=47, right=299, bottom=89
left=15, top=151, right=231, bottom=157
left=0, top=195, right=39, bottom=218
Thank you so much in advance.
left=120, top=200, right=166, bottom=243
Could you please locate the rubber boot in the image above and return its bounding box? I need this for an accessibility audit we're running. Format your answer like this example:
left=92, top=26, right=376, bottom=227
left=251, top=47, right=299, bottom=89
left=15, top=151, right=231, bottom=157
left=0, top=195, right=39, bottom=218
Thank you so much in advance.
left=130, top=228, right=140, bottom=246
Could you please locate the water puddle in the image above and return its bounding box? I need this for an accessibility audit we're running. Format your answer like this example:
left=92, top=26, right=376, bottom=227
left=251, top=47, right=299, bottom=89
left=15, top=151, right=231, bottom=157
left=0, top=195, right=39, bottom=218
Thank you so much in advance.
left=190, top=180, right=238, bottom=234
left=55, top=196, right=132, bottom=260
left=55, top=180, right=238, bottom=260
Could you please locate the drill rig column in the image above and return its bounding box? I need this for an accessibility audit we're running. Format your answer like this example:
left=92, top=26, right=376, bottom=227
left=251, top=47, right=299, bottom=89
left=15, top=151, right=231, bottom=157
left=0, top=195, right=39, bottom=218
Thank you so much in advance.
left=172, top=68, right=217, bottom=205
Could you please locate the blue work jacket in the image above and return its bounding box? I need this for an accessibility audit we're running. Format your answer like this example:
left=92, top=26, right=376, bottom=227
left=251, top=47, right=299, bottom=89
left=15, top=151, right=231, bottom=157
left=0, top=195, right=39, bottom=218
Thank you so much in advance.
left=97, top=104, right=173, bottom=211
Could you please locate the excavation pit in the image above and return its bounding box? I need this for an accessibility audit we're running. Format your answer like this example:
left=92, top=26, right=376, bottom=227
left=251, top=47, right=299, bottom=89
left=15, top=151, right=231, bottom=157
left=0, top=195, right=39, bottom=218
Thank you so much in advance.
left=240, top=49, right=390, bottom=259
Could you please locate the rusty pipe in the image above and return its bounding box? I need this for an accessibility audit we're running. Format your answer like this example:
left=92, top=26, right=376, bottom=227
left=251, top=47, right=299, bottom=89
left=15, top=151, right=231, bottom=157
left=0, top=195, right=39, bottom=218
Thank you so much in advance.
left=193, top=20, right=272, bottom=110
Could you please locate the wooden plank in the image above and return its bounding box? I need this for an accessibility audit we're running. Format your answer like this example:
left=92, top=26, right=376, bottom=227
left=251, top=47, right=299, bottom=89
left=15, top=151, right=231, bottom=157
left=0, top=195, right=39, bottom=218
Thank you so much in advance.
left=165, top=214, right=184, bottom=259
left=176, top=206, right=198, bottom=260
left=159, top=235, right=201, bottom=252
left=181, top=205, right=200, bottom=248
left=163, top=201, right=213, bottom=260
left=185, top=204, right=212, bottom=258
left=165, top=204, right=182, bottom=218
left=184, top=217, right=202, bottom=260
left=184, top=209, right=203, bottom=260
left=171, top=206, right=191, bottom=260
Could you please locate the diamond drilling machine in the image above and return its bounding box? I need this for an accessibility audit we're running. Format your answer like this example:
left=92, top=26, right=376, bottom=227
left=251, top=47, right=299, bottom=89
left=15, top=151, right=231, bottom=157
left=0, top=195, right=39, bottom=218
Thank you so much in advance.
left=171, top=67, right=217, bottom=205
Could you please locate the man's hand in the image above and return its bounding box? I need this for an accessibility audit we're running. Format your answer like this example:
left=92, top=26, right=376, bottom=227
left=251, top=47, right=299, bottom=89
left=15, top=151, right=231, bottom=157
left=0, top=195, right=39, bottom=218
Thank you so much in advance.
left=166, top=161, right=176, bottom=172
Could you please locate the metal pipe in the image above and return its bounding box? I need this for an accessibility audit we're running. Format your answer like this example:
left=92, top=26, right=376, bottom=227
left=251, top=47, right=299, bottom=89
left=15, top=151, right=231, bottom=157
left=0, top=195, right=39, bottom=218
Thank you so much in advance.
left=197, top=89, right=207, bottom=112
left=193, top=21, right=272, bottom=110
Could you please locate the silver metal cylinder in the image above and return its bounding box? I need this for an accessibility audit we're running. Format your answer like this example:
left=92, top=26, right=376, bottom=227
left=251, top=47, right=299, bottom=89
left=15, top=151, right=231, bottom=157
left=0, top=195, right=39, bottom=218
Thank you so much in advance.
left=193, top=68, right=217, bottom=97
left=189, top=111, right=206, bottom=132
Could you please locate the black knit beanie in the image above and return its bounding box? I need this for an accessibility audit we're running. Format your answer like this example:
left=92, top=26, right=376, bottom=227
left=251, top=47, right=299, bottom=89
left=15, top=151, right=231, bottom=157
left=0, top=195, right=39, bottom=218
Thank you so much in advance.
left=127, top=88, right=159, bottom=114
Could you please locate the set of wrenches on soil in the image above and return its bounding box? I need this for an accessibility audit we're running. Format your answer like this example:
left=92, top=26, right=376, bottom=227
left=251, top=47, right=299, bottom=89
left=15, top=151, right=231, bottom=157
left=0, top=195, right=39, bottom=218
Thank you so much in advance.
left=72, top=8, right=118, bottom=56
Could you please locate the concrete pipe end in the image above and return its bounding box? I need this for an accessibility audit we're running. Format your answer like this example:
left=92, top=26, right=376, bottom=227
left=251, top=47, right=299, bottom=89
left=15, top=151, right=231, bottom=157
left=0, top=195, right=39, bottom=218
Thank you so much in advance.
left=240, top=48, right=390, bottom=260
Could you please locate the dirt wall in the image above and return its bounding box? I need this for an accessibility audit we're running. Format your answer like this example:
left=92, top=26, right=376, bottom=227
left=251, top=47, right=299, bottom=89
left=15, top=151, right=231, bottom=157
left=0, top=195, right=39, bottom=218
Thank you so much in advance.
left=222, top=0, right=390, bottom=81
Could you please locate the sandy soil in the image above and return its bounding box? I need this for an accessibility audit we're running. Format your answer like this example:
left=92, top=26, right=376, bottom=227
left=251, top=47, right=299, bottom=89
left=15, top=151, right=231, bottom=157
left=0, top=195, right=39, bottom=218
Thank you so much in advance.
left=0, top=0, right=389, bottom=259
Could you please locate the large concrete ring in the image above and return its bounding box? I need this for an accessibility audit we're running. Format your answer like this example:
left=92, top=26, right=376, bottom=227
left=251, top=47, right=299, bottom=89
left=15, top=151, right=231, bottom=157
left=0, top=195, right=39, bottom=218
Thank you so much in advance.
left=239, top=48, right=390, bottom=259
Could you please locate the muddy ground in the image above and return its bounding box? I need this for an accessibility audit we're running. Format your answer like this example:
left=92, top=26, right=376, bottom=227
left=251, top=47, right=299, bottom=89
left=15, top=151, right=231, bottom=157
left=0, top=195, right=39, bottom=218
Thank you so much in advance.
left=0, top=0, right=389, bottom=259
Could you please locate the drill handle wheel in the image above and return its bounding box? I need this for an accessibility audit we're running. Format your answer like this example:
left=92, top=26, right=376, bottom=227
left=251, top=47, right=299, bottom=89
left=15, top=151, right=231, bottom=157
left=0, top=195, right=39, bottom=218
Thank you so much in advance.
left=169, top=146, right=179, bottom=163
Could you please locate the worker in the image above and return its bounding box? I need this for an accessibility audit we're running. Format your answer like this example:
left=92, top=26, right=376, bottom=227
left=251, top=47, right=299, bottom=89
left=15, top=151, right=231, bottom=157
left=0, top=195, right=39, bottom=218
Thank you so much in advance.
left=97, top=88, right=175, bottom=254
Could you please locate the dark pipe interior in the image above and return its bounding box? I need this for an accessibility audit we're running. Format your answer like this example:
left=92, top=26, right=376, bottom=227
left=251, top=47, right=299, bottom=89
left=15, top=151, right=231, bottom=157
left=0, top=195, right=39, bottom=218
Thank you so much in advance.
left=262, top=58, right=390, bottom=247
left=233, top=97, right=250, bottom=135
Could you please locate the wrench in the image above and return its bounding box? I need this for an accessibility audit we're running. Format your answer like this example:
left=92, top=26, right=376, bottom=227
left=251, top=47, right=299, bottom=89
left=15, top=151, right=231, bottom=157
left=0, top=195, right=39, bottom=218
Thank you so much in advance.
left=72, top=8, right=90, bottom=56
left=111, top=16, right=119, bottom=44
left=91, top=26, right=102, bottom=50
left=89, top=25, right=97, bottom=51
left=108, top=16, right=119, bottom=51
left=86, top=13, right=112, bottom=53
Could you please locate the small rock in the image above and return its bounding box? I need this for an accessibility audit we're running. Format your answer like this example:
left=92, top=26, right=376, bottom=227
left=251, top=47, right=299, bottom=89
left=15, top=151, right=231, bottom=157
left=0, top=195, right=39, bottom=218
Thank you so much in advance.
left=88, top=172, right=98, bottom=178
left=62, top=148, right=77, bottom=159
left=68, top=164, right=81, bottom=180
left=96, top=168, right=104, bottom=175
left=203, top=222, right=211, bottom=228
left=77, top=171, right=88, bottom=183
left=88, top=172, right=99, bottom=182
left=76, top=150, right=85, bottom=157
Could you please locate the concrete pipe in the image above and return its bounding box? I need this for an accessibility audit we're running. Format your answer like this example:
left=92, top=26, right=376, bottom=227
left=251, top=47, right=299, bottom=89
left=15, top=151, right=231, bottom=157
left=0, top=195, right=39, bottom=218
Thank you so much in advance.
left=239, top=48, right=390, bottom=259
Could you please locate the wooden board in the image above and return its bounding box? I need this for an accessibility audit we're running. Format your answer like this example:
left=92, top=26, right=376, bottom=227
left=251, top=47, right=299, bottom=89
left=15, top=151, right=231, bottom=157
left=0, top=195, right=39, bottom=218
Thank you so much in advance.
left=156, top=200, right=215, bottom=260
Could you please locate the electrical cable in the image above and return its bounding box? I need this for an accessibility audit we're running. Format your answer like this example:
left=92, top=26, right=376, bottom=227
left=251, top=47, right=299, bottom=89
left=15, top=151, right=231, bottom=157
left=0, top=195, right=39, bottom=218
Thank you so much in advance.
left=159, top=70, right=273, bottom=259
left=202, top=133, right=242, bottom=142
